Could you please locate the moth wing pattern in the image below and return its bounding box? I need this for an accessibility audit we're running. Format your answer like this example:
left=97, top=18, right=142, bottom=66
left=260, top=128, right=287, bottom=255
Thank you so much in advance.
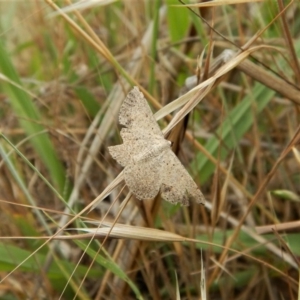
left=109, top=86, right=205, bottom=205
left=159, top=150, right=205, bottom=206
left=124, top=160, right=162, bottom=200
left=119, top=86, right=162, bottom=138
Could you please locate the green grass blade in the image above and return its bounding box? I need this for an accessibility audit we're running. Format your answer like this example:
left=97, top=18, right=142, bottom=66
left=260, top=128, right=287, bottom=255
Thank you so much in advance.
left=0, top=40, right=66, bottom=193
left=195, top=83, right=275, bottom=183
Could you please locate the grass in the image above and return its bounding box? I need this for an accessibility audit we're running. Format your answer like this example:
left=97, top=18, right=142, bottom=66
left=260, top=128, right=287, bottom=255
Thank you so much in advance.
left=0, top=0, right=299, bottom=299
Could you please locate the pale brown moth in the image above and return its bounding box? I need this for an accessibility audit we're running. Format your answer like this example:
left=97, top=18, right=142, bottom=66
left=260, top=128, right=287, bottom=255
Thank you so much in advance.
left=109, top=87, right=205, bottom=206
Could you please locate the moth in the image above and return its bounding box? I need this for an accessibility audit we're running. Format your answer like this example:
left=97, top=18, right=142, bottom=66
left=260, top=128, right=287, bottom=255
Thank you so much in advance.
left=108, top=87, right=205, bottom=206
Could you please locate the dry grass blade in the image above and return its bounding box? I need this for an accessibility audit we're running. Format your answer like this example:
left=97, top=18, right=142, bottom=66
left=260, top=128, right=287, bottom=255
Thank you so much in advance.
left=78, top=222, right=188, bottom=242
left=200, top=250, right=207, bottom=300
left=48, top=0, right=117, bottom=16
left=237, top=57, right=300, bottom=105
left=208, top=124, right=300, bottom=285
left=204, top=201, right=299, bottom=269
left=278, top=0, right=300, bottom=82
left=211, top=153, right=233, bottom=226
left=256, top=220, right=300, bottom=235
left=158, top=46, right=269, bottom=135
left=176, top=0, right=265, bottom=7
left=175, top=272, right=181, bottom=300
